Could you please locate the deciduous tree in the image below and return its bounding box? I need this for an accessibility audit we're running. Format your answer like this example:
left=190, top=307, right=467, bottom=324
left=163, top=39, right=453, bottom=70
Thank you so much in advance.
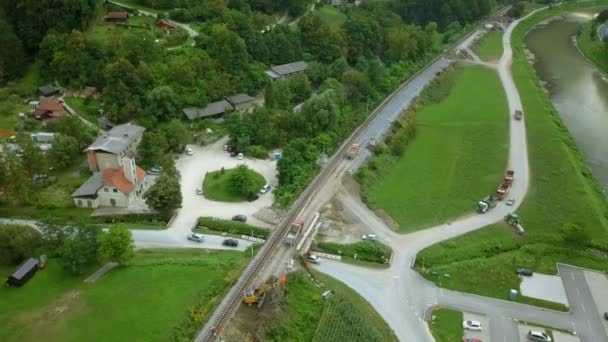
left=98, top=224, right=135, bottom=265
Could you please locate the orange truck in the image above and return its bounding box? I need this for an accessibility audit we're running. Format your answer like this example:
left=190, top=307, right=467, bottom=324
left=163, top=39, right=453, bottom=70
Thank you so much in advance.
left=496, top=170, right=515, bottom=200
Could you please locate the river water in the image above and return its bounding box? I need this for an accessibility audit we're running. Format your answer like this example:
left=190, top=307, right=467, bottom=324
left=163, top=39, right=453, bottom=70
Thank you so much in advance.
left=525, top=12, right=608, bottom=192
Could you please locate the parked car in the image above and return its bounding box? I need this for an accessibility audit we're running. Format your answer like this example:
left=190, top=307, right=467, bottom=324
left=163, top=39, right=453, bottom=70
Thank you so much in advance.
left=227, top=146, right=236, bottom=153
left=362, top=233, right=377, bottom=241
left=186, top=148, right=193, bottom=155
left=187, top=233, right=204, bottom=243
left=230, top=151, right=238, bottom=157
left=463, top=338, right=482, bottom=342
left=196, top=187, right=203, bottom=195
left=222, top=239, right=239, bottom=247
left=306, top=254, right=321, bottom=264
left=462, top=320, right=482, bottom=331
left=148, top=166, right=161, bottom=175
left=506, top=198, right=515, bottom=206
left=237, top=152, right=244, bottom=160
left=223, top=144, right=228, bottom=151
left=604, top=312, right=608, bottom=320
left=247, top=194, right=259, bottom=202
left=516, top=268, right=533, bottom=276
left=232, top=215, right=247, bottom=222
left=260, top=184, right=271, bottom=194
left=527, top=330, right=552, bottom=342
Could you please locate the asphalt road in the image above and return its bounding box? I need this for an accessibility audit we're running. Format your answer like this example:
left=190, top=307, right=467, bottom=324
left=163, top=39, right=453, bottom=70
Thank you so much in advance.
left=314, top=5, right=607, bottom=342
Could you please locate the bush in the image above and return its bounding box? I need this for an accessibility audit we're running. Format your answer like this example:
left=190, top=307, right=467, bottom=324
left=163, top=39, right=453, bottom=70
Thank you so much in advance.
left=246, top=145, right=268, bottom=159
left=0, top=224, right=42, bottom=265
left=90, top=213, right=168, bottom=225
left=315, top=241, right=392, bottom=264
left=197, top=217, right=270, bottom=239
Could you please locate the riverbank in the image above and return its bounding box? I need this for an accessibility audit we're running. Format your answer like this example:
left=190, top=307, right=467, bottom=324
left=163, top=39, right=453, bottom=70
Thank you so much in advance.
left=416, top=1, right=608, bottom=308
left=577, top=21, right=608, bottom=73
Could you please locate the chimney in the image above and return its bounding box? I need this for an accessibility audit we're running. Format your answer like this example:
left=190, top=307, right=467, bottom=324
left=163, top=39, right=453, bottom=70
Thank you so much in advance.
left=122, top=156, right=137, bottom=184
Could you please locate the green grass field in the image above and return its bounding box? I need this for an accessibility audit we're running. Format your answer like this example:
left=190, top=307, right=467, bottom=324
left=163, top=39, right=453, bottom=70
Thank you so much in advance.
left=415, top=1, right=608, bottom=309
left=0, top=249, right=249, bottom=342
left=578, top=22, right=608, bottom=73
left=316, top=5, right=347, bottom=29
left=265, top=270, right=397, bottom=342
left=363, top=66, right=509, bottom=232
left=429, top=308, right=463, bottom=342
left=64, top=97, right=102, bottom=126
left=203, top=168, right=265, bottom=202
left=474, top=29, right=504, bottom=61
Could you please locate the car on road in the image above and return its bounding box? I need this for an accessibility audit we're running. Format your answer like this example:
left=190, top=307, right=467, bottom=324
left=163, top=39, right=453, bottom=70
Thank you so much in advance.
left=148, top=165, right=162, bottom=175
left=232, top=215, right=247, bottom=222
left=306, top=254, right=321, bottom=264
left=516, top=268, right=533, bottom=276
left=506, top=198, right=515, bottom=206
left=260, top=184, right=271, bottom=194
left=186, top=148, right=193, bottom=155
left=222, top=239, right=239, bottom=247
left=462, top=320, right=482, bottom=331
left=527, top=330, right=551, bottom=342
left=604, top=312, right=608, bottom=320
left=196, top=187, right=203, bottom=195
left=463, top=338, right=482, bottom=342
left=362, top=233, right=377, bottom=241
left=187, top=233, right=204, bottom=243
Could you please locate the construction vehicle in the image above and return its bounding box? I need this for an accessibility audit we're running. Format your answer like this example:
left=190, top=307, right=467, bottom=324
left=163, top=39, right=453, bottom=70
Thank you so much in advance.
left=505, top=213, right=525, bottom=235
left=285, top=220, right=304, bottom=246
left=243, top=275, right=287, bottom=308
left=514, top=110, right=523, bottom=120
left=496, top=170, right=515, bottom=200
left=346, top=143, right=360, bottom=159
left=477, top=195, right=498, bottom=213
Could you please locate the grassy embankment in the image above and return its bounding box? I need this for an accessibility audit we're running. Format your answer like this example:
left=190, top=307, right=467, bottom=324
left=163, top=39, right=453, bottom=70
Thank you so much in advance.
left=203, top=168, right=265, bottom=202
left=416, top=1, right=608, bottom=309
left=359, top=65, right=509, bottom=232
left=577, top=21, right=608, bottom=73
left=429, top=308, right=463, bottom=342
left=265, top=269, right=398, bottom=342
left=473, top=29, right=504, bottom=61
left=0, top=249, right=250, bottom=342
left=316, top=5, right=347, bottom=29
left=63, top=97, right=102, bottom=127
left=315, top=240, right=392, bottom=265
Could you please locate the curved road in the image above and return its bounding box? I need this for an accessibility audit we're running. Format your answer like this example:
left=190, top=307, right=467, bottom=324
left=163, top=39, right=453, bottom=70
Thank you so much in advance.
left=315, top=6, right=607, bottom=342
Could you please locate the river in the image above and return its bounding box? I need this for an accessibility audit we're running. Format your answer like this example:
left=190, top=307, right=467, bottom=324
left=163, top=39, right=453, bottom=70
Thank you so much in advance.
left=525, top=12, right=608, bottom=192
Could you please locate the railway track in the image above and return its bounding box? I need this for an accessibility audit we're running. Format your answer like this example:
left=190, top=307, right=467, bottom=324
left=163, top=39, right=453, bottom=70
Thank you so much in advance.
left=195, top=9, right=508, bottom=341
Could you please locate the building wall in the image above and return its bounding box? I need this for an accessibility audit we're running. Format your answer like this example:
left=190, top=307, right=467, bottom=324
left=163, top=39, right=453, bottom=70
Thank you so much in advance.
left=97, top=186, right=131, bottom=207
left=95, top=152, right=121, bottom=171
left=73, top=197, right=100, bottom=209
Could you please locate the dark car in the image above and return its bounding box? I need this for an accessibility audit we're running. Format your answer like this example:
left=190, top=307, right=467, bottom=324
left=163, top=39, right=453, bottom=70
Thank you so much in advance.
left=516, top=268, right=533, bottom=276
left=230, top=151, right=238, bottom=157
left=247, top=194, right=259, bottom=202
left=223, top=239, right=239, bottom=247
left=604, top=312, right=608, bottom=320
left=232, top=215, right=247, bottom=222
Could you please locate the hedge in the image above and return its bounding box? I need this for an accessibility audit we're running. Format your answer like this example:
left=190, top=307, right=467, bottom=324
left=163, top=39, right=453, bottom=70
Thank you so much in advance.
left=197, top=217, right=270, bottom=239
left=315, top=241, right=392, bottom=264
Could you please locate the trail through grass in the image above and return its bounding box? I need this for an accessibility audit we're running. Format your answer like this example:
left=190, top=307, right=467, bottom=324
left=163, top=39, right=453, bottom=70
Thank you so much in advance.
left=474, top=29, right=504, bottom=61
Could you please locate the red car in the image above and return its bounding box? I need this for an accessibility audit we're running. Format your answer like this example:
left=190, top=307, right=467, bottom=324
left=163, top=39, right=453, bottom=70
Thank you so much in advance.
left=463, top=338, right=482, bottom=342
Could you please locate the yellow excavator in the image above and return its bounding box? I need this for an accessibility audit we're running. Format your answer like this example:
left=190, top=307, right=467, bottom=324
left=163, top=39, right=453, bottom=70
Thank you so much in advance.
left=243, top=275, right=287, bottom=308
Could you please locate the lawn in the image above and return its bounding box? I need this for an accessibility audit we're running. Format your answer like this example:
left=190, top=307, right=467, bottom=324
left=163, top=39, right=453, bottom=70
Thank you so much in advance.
left=64, top=97, right=102, bottom=127
left=362, top=66, right=509, bottom=232
left=428, top=308, right=463, bottom=342
left=265, top=269, right=397, bottom=342
left=203, top=168, right=266, bottom=202
left=578, top=22, right=608, bottom=73
left=0, top=249, right=250, bottom=342
left=316, top=5, right=347, bottom=29
left=473, top=29, right=504, bottom=61
left=415, top=1, right=608, bottom=309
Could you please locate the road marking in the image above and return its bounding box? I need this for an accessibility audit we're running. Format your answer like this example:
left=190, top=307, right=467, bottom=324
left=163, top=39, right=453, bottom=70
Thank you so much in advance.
left=576, top=288, right=581, bottom=296
left=571, top=273, right=575, bottom=280
left=581, top=303, right=586, bottom=313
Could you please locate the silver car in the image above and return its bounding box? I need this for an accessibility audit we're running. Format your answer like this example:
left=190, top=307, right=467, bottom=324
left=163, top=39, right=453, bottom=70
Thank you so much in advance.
left=187, top=233, right=204, bottom=243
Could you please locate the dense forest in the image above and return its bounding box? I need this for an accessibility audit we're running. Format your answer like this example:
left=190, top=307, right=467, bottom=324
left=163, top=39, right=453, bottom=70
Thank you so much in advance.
left=0, top=0, right=519, bottom=206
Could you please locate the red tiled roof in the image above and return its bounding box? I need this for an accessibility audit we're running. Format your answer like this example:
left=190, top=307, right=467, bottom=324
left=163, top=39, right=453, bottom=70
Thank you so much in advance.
left=30, top=98, right=65, bottom=118
left=102, top=166, right=145, bottom=194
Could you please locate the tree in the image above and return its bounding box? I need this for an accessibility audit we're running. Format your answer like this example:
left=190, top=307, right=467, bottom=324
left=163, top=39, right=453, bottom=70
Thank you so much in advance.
left=0, top=12, right=25, bottom=83
left=16, top=135, right=47, bottom=176
left=49, top=134, right=80, bottom=169
left=147, top=86, right=181, bottom=121
left=597, top=9, right=608, bottom=23
left=138, top=131, right=169, bottom=168
left=0, top=224, right=42, bottom=265
left=561, top=223, right=591, bottom=246
left=38, top=218, right=75, bottom=257
left=48, top=115, right=96, bottom=149
left=98, top=224, right=135, bottom=265
left=507, top=2, right=525, bottom=19
left=144, top=174, right=182, bottom=218
left=229, top=164, right=259, bottom=197
left=202, top=24, right=250, bottom=72
left=163, top=119, right=189, bottom=153
left=62, top=224, right=101, bottom=274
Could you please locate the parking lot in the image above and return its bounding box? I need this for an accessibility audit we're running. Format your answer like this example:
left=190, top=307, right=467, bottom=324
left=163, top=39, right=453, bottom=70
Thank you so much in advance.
left=520, top=272, right=569, bottom=305
left=168, top=137, right=279, bottom=236
left=463, top=312, right=491, bottom=342
left=517, top=323, right=580, bottom=342
left=584, top=270, right=608, bottom=337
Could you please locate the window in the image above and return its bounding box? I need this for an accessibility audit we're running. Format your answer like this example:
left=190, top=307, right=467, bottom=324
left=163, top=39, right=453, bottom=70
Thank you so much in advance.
left=87, top=200, right=92, bottom=207
left=112, top=188, right=118, bottom=193
left=104, top=188, right=109, bottom=192
left=110, top=199, right=116, bottom=206
left=77, top=200, right=83, bottom=206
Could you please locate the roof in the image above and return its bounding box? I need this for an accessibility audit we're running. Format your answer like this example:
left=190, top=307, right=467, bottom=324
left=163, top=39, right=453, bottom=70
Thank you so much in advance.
left=38, top=85, right=59, bottom=96
left=182, top=100, right=234, bottom=120
left=269, top=61, right=308, bottom=76
left=85, top=123, right=145, bottom=155
left=10, top=258, right=38, bottom=280
left=265, top=70, right=280, bottom=79
left=31, top=98, right=65, bottom=118
left=105, top=11, right=129, bottom=19
left=102, top=166, right=145, bottom=193
left=72, top=172, right=103, bottom=198
left=227, top=93, right=255, bottom=105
